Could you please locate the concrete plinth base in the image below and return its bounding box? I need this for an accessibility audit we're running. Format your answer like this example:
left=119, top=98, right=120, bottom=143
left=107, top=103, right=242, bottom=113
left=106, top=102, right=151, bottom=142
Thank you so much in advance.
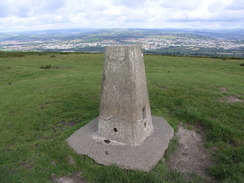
left=67, top=116, right=174, bottom=172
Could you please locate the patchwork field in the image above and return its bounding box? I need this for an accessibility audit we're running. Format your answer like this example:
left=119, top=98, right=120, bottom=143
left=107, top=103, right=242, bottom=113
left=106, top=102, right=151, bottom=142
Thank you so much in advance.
left=0, top=52, right=243, bottom=183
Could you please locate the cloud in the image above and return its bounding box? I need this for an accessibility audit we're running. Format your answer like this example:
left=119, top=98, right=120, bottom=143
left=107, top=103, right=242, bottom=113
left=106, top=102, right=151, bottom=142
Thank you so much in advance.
left=0, top=1, right=10, bottom=17
left=227, top=0, right=244, bottom=10
left=0, top=0, right=243, bottom=31
left=112, top=0, right=148, bottom=8
left=160, top=0, right=202, bottom=10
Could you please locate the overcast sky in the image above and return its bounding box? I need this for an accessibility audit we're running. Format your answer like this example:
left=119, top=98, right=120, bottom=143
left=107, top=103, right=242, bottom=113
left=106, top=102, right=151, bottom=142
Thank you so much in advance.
left=0, top=0, right=243, bottom=32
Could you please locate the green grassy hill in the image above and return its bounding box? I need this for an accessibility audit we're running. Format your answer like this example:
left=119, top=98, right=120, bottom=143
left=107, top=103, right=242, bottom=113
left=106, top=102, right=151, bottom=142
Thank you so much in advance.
left=0, top=52, right=243, bottom=183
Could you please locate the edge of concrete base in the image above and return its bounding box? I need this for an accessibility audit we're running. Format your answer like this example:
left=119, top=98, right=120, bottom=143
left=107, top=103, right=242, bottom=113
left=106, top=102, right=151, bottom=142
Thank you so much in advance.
left=67, top=116, right=174, bottom=172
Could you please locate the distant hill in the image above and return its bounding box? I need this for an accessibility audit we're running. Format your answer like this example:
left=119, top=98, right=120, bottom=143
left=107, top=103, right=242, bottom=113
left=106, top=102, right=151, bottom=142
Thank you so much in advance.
left=0, top=28, right=243, bottom=57
left=1, top=28, right=244, bottom=41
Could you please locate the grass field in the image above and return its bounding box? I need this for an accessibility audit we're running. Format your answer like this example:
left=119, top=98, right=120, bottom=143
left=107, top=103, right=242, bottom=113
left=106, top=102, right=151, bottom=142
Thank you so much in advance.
left=0, top=52, right=243, bottom=183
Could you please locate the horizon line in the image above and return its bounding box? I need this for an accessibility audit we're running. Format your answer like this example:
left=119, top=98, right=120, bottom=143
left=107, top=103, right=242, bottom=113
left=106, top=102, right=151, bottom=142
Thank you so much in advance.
left=1, top=27, right=244, bottom=33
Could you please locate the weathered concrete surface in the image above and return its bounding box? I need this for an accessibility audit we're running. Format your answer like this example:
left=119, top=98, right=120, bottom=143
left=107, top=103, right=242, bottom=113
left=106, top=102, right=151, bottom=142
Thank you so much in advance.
left=67, top=116, right=174, bottom=172
left=98, top=45, right=153, bottom=146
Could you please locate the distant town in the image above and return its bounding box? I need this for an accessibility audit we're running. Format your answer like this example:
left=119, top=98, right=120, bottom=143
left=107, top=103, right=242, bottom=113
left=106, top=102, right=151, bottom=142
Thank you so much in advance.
left=0, top=28, right=244, bottom=57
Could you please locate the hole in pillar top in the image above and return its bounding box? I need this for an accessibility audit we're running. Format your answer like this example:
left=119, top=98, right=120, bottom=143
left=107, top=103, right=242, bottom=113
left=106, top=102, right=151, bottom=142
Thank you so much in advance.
left=144, top=122, right=147, bottom=128
left=142, top=106, right=146, bottom=119
left=113, top=128, right=118, bottom=132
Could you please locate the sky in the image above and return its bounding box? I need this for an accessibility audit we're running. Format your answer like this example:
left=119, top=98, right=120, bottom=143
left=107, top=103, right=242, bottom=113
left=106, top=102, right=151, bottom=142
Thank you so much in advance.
left=0, top=0, right=243, bottom=32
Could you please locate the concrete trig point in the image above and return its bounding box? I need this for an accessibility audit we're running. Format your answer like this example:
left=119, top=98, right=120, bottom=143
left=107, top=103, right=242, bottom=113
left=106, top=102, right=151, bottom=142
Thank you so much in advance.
left=67, top=45, right=174, bottom=171
left=98, top=45, right=153, bottom=146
